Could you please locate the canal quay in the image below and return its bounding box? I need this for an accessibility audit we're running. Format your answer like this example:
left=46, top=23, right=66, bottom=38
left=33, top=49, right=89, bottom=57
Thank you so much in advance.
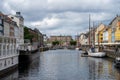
left=0, top=49, right=120, bottom=80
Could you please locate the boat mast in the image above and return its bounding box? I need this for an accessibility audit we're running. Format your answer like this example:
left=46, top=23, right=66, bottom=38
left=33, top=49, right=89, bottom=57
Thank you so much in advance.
left=93, top=22, right=95, bottom=46
left=98, top=24, right=100, bottom=52
left=89, top=14, right=91, bottom=48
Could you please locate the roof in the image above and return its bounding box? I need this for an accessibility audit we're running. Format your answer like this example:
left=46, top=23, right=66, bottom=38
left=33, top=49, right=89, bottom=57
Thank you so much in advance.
left=109, top=15, right=120, bottom=25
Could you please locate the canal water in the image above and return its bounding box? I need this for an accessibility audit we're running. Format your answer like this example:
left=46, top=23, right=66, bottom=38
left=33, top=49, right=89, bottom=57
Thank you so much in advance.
left=0, top=49, right=120, bottom=80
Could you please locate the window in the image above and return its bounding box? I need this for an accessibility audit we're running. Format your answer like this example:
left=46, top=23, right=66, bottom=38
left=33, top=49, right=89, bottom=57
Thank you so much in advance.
left=0, top=62, right=2, bottom=67
left=0, top=19, right=2, bottom=24
left=0, top=25, right=3, bottom=30
left=0, top=37, right=2, bottom=43
left=0, top=45, right=1, bottom=56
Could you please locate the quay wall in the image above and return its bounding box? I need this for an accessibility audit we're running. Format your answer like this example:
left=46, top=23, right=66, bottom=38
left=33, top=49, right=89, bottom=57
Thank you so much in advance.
left=104, top=50, right=120, bottom=59
left=40, top=47, right=49, bottom=52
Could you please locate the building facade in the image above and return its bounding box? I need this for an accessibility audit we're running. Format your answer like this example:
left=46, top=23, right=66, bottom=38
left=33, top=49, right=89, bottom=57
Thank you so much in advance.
left=95, top=24, right=106, bottom=45
left=78, top=33, right=88, bottom=45
left=0, top=12, right=19, bottom=73
left=49, top=36, right=72, bottom=46
left=0, top=13, right=4, bottom=36
left=109, top=15, right=120, bottom=43
left=8, top=12, right=24, bottom=45
left=24, top=27, right=44, bottom=47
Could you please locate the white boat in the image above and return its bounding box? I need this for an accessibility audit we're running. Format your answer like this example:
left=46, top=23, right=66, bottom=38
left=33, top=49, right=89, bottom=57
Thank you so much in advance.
left=76, top=47, right=79, bottom=50
left=87, top=48, right=106, bottom=57
left=75, top=47, right=82, bottom=50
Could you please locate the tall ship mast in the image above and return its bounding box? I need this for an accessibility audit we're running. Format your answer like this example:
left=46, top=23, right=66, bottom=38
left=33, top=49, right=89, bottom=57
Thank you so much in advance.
left=89, top=14, right=91, bottom=48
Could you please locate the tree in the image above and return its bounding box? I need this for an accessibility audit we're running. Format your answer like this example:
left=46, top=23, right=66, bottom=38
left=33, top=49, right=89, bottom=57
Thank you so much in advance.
left=52, top=40, right=60, bottom=46
left=24, top=27, right=34, bottom=43
left=70, top=40, right=77, bottom=46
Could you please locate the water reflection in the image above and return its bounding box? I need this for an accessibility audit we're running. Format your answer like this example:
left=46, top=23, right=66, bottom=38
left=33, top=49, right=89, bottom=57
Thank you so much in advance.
left=0, top=70, right=18, bottom=80
left=19, top=57, right=40, bottom=80
left=0, top=50, right=120, bottom=80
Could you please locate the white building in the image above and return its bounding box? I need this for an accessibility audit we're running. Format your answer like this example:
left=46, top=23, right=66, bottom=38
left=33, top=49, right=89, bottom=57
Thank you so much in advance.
left=0, top=12, right=18, bottom=74
left=78, top=33, right=88, bottom=45
left=3, top=16, right=10, bottom=37
left=103, top=27, right=109, bottom=43
left=8, top=12, right=24, bottom=46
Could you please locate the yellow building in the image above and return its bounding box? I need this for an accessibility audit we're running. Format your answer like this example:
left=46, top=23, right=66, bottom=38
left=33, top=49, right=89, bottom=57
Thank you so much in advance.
left=109, top=16, right=120, bottom=43
left=99, top=28, right=104, bottom=43
left=108, top=27, right=112, bottom=43
left=115, top=21, right=120, bottom=42
left=102, top=26, right=112, bottom=44
left=95, top=24, right=106, bottom=45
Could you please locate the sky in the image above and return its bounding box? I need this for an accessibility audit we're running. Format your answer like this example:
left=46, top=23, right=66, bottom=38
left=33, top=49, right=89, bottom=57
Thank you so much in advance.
left=0, top=0, right=120, bottom=37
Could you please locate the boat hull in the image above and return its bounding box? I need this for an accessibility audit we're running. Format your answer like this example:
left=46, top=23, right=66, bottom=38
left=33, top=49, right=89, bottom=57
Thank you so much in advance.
left=87, top=50, right=106, bottom=57
left=19, top=51, right=40, bottom=64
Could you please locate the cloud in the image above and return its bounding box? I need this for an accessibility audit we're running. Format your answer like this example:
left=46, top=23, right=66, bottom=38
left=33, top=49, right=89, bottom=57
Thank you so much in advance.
left=1, top=0, right=120, bottom=37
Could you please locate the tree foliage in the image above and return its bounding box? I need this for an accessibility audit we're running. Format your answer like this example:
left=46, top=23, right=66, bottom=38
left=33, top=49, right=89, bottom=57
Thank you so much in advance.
left=70, top=40, right=77, bottom=45
left=52, top=41, right=60, bottom=46
left=24, top=27, right=34, bottom=43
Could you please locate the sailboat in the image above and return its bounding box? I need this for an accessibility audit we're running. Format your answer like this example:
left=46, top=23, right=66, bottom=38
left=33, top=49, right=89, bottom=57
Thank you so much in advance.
left=87, top=14, right=106, bottom=57
left=87, top=47, right=106, bottom=57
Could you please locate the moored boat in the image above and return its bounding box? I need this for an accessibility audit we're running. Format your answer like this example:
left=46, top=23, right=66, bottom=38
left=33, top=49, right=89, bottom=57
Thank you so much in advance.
left=75, top=47, right=79, bottom=50
left=19, top=44, right=39, bottom=63
left=87, top=48, right=106, bottom=57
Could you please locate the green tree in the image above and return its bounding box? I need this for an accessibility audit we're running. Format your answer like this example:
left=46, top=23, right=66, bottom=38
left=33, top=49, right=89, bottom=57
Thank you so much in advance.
left=52, top=40, right=60, bottom=46
left=70, top=40, right=77, bottom=45
left=24, top=27, right=34, bottom=43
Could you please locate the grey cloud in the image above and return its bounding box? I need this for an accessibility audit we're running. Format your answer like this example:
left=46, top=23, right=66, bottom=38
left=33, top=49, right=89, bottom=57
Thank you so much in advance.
left=1, top=0, right=120, bottom=36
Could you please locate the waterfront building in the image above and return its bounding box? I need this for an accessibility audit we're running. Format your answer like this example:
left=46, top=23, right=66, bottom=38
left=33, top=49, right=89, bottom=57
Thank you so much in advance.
left=49, top=36, right=72, bottom=46
left=115, top=19, right=120, bottom=42
left=107, top=27, right=112, bottom=43
left=0, top=12, right=19, bottom=74
left=103, top=27, right=109, bottom=43
left=24, top=27, right=44, bottom=47
left=95, top=24, right=106, bottom=45
left=34, top=28, right=44, bottom=47
left=0, top=12, right=4, bottom=36
left=103, top=26, right=112, bottom=44
left=8, top=12, right=24, bottom=46
left=109, top=15, right=120, bottom=43
left=78, top=33, right=88, bottom=45
left=3, top=15, right=10, bottom=37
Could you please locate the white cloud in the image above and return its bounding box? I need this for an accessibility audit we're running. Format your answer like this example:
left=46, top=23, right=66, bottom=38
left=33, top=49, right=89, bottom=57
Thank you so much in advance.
left=1, top=0, right=120, bottom=37
left=31, top=17, right=60, bottom=29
